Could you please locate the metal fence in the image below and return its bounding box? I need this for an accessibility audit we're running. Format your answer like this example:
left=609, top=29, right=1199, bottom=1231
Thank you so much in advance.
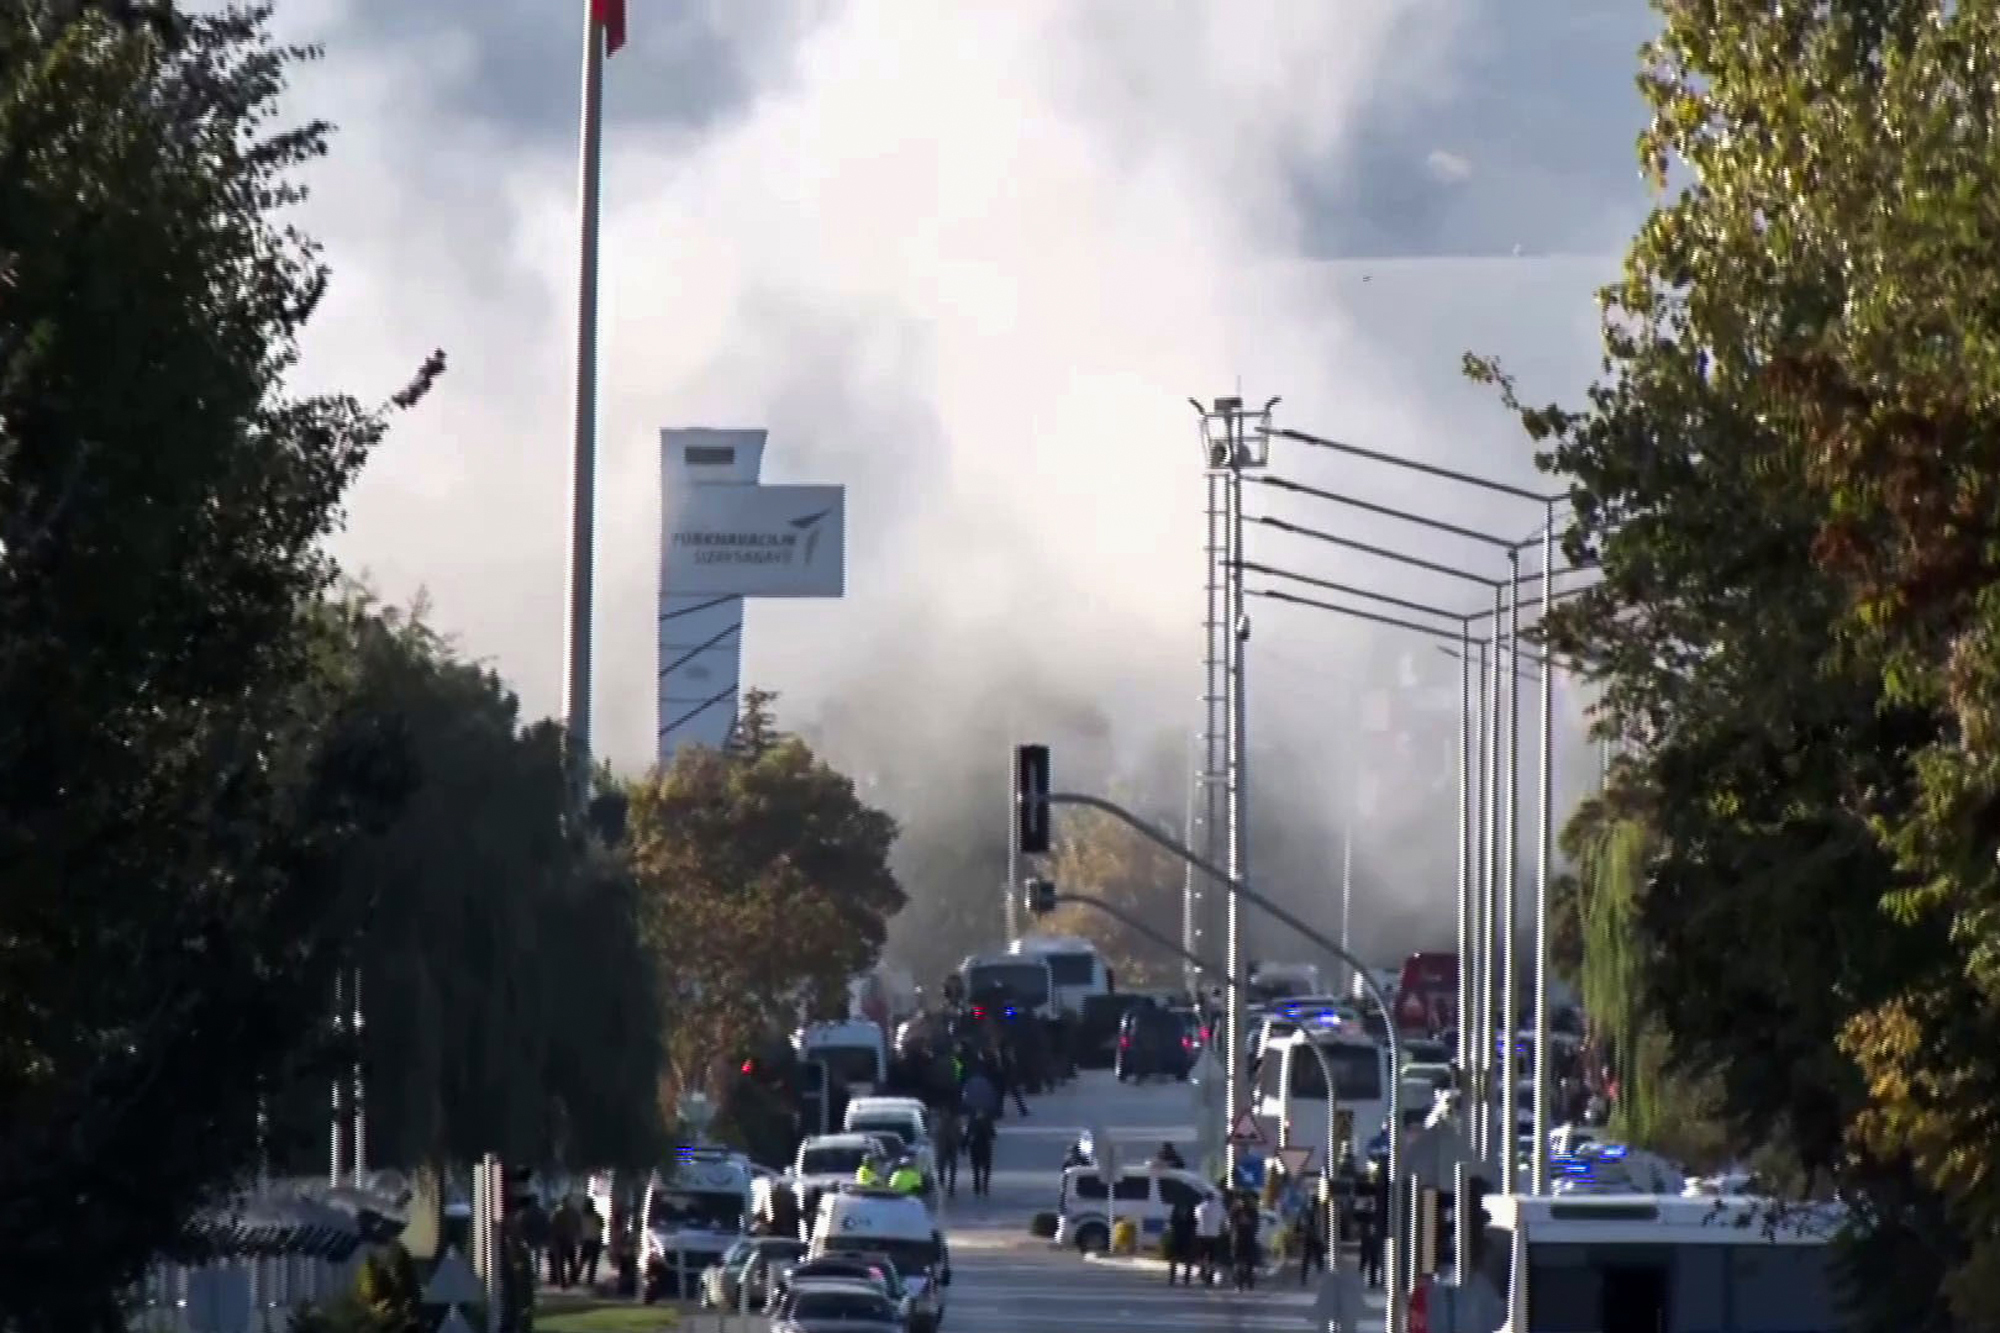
left=128, top=1251, right=366, bottom=1333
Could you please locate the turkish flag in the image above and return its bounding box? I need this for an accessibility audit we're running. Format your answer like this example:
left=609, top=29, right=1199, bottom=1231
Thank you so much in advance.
left=591, top=0, right=626, bottom=55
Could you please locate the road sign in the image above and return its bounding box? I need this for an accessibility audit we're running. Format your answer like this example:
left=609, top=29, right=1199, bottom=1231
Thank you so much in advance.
left=437, top=1309, right=474, bottom=1333
left=1229, top=1110, right=1266, bottom=1146
left=422, top=1246, right=483, bottom=1307
left=1276, top=1145, right=1315, bottom=1176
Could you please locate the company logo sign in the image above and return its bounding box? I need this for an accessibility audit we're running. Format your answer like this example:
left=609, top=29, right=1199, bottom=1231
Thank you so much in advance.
left=662, top=483, right=845, bottom=598
left=671, top=505, right=833, bottom=571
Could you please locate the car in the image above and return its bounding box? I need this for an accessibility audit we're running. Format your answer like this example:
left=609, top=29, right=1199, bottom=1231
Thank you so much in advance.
left=846, top=1248, right=941, bottom=1333
left=771, top=1278, right=905, bottom=1333
left=1115, top=1004, right=1192, bottom=1081
left=699, top=1236, right=807, bottom=1311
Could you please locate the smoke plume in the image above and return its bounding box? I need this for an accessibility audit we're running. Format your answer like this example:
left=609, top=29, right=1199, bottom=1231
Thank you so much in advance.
left=271, top=0, right=1655, bottom=973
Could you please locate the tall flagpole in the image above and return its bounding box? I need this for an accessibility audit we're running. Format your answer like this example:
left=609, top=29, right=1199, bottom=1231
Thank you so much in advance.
left=564, top=0, right=607, bottom=792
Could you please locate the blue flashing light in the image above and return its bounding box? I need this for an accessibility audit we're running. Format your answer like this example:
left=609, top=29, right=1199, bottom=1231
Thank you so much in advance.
left=1003, top=1006, right=1018, bottom=1019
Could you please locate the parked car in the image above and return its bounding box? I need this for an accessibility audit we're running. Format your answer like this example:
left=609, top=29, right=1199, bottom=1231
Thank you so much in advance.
left=1116, top=1004, right=1192, bottom=1081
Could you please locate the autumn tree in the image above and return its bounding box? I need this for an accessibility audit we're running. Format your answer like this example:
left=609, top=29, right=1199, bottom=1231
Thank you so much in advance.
left=0, top=5, right=440, bottom=1327
left=1475, top=1, right=2000, bottom=1322
left=627, top=691, right=905, bottom=1122
left=1042, top=802, right=1189, bottom=988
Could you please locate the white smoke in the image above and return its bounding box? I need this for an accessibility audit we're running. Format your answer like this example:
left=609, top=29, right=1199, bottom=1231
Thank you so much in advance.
left=269, top=0, right=1649, bottom=969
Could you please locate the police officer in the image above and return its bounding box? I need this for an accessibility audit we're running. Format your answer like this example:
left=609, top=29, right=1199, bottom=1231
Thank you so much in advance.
left=887, top=1156, right=925, bottom=1196
left=855, top=1152, right=886, bottom=1188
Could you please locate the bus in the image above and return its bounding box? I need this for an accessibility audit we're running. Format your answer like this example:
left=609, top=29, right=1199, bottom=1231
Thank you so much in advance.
left=1253, top=1019, right=1393, bottom=1166
left=1396, top=951, right=1459, bottom=1036
left=1419, top=1192, right=1850, bottom=1331
left=1008, top=935, right=1111, bottom=1015
left=959, top=953, right=1054, bottom=1014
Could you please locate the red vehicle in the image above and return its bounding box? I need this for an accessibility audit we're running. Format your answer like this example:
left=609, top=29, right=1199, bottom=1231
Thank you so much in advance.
left=1394, top=952, right=1459, bottom=1036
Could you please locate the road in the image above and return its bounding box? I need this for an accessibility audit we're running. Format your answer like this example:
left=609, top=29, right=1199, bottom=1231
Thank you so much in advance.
left=684, top=1069, right=1389, bottom=1333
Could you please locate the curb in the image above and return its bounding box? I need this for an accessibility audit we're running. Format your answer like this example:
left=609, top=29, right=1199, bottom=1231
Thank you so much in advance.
left=1082, top=1252, right=1280, bottom=1278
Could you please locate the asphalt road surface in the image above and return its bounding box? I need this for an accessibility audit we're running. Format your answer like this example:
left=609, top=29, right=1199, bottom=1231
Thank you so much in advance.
left=694, top=1070, right=1390, bottom=1333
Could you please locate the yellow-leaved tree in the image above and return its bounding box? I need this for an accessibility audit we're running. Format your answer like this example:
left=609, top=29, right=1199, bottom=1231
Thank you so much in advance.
left=1042, top=803, right=1188, bottom=989
left=627, top=691, right=905, bottom=1120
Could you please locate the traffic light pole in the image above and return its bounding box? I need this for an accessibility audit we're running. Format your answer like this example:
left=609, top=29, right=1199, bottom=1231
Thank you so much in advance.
left=1039, top=888, right=1345, bottom=1193
left=1032, top=785, right=1407, bottom=1319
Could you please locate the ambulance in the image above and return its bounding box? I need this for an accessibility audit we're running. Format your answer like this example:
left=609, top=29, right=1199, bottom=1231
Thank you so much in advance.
left=808, top=1184, right=952, bottom=1325
left=639, top=1148, right=754, bottom=1302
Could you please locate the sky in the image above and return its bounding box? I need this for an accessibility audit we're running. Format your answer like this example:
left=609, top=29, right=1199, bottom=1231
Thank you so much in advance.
left=264, top=0, right=1661, bottom=970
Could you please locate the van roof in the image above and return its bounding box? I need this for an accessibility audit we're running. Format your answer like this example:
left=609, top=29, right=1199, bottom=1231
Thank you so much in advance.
left=1490, top=1193, right=1843, bottom=1245
left=817, top=1190, right=935, bottom=1238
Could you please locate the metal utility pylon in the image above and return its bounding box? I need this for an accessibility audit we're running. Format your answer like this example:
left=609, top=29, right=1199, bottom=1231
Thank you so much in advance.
left=1193, top=394, right=1274, bottom=1175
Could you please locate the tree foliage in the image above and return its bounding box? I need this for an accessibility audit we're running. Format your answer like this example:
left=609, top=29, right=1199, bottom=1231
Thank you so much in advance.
left=627, top=691, right=905, bottom=1116
left=1043, top=802, right=1188, bottom=988
left=0, top=5, right=440, bottom=1328
left=1475, top=0, right=2000, bottom=1321
left=333, top=597, right=662, bottom=1172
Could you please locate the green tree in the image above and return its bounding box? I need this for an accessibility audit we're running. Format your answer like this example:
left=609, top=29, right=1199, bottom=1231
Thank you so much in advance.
left=330, top=599, right=662, bottom=1173
left=628, top=693, right=905, bottom=1113
left=0, top=5, right=439, bottom=1327
left=1472, top=0, right=2000, bottom=1321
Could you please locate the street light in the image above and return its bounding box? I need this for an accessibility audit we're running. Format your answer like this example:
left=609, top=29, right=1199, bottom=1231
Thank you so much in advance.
left=1244, top=582, right=1505, bottom=1171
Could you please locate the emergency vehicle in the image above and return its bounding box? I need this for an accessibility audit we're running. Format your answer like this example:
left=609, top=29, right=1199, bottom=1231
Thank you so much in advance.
left=639, top=1148, right=754, bottom=1301
left=808, top=1185, right=952, bottom=1325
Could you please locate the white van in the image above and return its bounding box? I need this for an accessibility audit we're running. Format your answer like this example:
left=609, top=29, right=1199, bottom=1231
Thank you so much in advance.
left=808, top=1186, right=952, bottom=1321
left=796, top=1019, right=888, bottom=1096
left=1054, top=1164, right=1282, bottom=1253
left=1418, top=1192, right=1845, bottom=1332
left=1254, top=1022, right=1392, bottom=1165
left=639, top=1148, right=754, bottom=1301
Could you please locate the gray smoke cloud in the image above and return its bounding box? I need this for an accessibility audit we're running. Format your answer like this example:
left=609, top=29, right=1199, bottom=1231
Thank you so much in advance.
left=267, top=0, right=1656, bottom=976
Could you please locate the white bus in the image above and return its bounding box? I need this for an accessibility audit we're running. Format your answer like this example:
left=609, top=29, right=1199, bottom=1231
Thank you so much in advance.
left=1253, top=1020, right=1392, bottom=1165
left=1422, top=1192, right=1849, bottom=1332
left=1008, top=935, right=1111, bottom=1015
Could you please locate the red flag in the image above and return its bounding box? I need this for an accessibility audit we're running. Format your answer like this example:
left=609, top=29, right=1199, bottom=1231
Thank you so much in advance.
left=591, top=0, right=626, bottom=55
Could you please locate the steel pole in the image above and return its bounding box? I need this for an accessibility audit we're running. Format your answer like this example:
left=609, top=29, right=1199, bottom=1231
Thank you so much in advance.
left=1339, top=819, right=1353, bottom=986
left=1532, top=511, right=1556, bottom=1193
left=1499, top=549, right=1522, bottom=1194
left=1481, top=589, right=1503, bottom=1166
left=1223, top=454, right=1246, bottom=1179
left=563, top=0, right=606, bottom=787
left=1464, top=616, right=1480, bottom=1080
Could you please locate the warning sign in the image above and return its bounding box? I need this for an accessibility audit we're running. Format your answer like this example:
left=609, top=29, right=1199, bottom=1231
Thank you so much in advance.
left=1229, top=1111, right=1266, bottom=1146
left=1276, top=1145, right=1315, bottom=1176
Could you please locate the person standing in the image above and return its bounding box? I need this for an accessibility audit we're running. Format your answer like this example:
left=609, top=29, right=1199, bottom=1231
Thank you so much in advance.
left=1193, top=1190, right=1227, bottom=1287
left=1359, top=1168, right=1388, bottom=1289
left=1166, top=1196, right=1199, bottom=1286
left=548, top=1196, right=579, bottom=1289
left=579, top=1199, right=606, bottom=1289
left=1229, top=1194, right=1261, bottom=1292
left=934, top=1107, right=962, bottom=1198
left=965, top=1111, right=998, bottom=1198
left=1292, top=1197, right=1326, bottom=1287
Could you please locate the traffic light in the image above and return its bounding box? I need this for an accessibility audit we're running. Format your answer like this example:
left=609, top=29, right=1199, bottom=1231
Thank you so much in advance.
left=1015, top=744, right=1050, bottom=854
left=1023, top=877, right=1057, bottom=916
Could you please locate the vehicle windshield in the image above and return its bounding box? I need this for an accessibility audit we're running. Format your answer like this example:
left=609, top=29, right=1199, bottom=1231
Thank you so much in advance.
left=965, top=962, right=1050, bottom=1009
left=647, top=1190, right=743, bottom=1232
left=1288, top=1042, right=1385, bottom=1101
left=849, top=1119, right=911, bottom=1148
left=800, top=1145, right=869, bottom=1175
left=811, top=1044, right=881, bottom=1087
left=820, top=1233, right=941, bottom=1276
left=789, top=1291, right=899, bottom=1323
left=1043, top=952, right=1097, bottom=986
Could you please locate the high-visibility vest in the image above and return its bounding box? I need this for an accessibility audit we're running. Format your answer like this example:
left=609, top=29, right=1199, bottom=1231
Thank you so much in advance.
left=888, top=1166, right=924, bottom=1195
left=856, top=1164, right=882, bottom=1187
